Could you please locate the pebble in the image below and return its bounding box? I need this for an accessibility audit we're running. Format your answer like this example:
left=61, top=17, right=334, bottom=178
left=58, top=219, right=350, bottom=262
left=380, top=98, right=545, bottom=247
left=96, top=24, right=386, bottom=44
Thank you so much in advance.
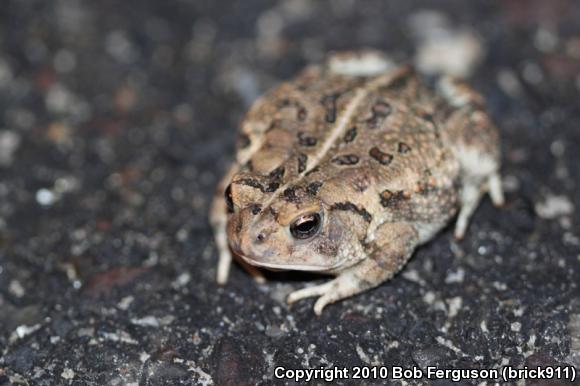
left=9, top=280, right=25, bottom=298
left=0, top=130, right=20, bottom=166
left=36, top=188, right=57, bottom=206
left=535, top=195, right=574, bottom=219
left=60, top=368, right=75, bottom=380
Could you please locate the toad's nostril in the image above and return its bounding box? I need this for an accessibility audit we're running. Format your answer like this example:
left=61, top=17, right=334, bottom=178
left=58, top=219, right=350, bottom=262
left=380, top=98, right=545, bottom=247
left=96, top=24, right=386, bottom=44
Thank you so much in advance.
left=256, top=233, right=266, bottom=242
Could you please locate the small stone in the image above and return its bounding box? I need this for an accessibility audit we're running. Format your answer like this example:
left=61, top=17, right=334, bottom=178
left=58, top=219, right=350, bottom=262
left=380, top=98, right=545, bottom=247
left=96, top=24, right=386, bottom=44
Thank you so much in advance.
left=117, top=296, right=134, bottom=310
left=444, top=268, right=465, bottom=284
left=61, top=368, right=75, bottom=380
left=131, top=316, right=160, bottom=327
left=9, top=280, right=25, bottom=298
left=36, top=189, right=56, bottom=206
left=535, top=195, right=574, bottom=219
left=265, top=324, right=285, bottom=339
left=15, top=324, right=41, bottom=339
left=172, top=272, right=191, bottom=288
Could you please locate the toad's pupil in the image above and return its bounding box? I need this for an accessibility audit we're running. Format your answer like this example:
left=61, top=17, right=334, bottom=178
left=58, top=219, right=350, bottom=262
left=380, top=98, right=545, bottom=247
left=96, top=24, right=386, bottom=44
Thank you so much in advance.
left=290, top=213, right=321, bottom=239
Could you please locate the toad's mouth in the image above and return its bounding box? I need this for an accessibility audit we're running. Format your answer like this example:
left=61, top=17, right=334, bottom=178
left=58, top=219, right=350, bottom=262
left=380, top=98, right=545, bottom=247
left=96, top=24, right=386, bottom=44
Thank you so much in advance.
left=237, top=253, right=345, bottom=272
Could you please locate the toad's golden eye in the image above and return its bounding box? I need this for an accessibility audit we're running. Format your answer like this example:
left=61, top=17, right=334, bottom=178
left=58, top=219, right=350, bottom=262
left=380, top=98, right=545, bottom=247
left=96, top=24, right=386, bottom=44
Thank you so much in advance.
left=290, top=213, right=322, bottom=239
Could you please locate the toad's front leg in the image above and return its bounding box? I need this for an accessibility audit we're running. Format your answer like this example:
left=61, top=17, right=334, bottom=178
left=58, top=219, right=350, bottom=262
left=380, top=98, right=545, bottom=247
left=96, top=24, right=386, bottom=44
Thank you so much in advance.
left=288, top=222, right=418, bottom=315
left=210, top=165, right=265, bottom=284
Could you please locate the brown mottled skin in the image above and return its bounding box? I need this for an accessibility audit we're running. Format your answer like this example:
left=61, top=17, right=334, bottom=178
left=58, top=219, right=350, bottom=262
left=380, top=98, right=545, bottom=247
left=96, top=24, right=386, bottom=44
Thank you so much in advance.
left=210, top=51, right=504, bottom=315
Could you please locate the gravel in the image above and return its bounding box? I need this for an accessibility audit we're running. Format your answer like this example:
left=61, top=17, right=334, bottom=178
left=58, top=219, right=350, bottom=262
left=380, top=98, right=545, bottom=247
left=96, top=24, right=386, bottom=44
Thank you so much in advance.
left=1, top=0, right=579, bottom=385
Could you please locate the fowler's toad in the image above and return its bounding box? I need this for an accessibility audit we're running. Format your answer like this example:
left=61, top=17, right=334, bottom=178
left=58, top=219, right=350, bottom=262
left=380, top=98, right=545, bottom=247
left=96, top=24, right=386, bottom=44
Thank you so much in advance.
left=210, top=51, right=504, bottom=315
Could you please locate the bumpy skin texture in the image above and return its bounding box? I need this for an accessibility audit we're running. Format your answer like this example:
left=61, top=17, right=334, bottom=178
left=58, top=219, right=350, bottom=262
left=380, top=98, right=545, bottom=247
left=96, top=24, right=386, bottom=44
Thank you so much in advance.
left=210, top=51, right=504, bottom=315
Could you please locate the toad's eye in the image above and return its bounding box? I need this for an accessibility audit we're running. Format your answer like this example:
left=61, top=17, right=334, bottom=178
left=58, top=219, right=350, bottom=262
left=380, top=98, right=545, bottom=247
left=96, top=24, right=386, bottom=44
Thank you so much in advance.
left=290, top=213, right=322, bottom=240
left=225, top=184, right=234, bottom=213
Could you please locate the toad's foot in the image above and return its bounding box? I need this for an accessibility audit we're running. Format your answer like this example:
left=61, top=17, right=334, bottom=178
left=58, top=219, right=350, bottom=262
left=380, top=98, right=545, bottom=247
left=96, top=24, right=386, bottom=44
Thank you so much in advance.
left=454, top=171, right=504, bottom=240
left=488, top=172, right=505, bottom=207
left=287, top=275, right=362, bottom=316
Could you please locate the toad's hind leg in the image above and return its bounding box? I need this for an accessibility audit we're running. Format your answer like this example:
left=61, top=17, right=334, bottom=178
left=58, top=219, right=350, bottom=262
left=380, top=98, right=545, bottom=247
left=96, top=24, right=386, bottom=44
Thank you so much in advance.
left=287, top=223, right=418, bottom=315
left=437, top=76, right=505, bottom=239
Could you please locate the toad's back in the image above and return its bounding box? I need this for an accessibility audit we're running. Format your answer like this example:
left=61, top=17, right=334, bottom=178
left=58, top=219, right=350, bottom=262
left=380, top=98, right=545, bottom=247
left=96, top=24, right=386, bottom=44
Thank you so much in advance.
left=232, top=60, right=460, bottom=222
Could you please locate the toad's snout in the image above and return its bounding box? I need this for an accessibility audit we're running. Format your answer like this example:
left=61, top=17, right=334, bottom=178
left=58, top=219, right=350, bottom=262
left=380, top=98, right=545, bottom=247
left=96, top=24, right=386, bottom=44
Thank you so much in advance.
left=226, top=207, right=279, bottom=263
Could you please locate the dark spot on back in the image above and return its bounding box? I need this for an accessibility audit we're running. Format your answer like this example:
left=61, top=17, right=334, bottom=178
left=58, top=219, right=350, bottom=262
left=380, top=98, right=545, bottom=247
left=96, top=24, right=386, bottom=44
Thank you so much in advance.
left=235, top=178, right=279, bottom=193
left=265, top=166, right=285, bottom=192
left=369, top=147, right=393, bottom=166
left=297, top=153, right=308, bottom=173
left=332, top=154, right=359, bottom=166
left=265, top=182, right=280, bottom=192
left=344, top=127, right=357, bottom=143
left=268, top=166, right=285, bottom=182
left=283, top=187, right=299, bottom=202
left=297, top=132, right=317, bottom=147
left=379, top=189, right=408, bottom=208
left=306, top=181, right=323, bottom=195
left=236, top=178, right=264, bottom=191
left=372, top=101, right=392, bottom=117
left=321, top=94, right=339, bottom=123
left=367, top=101, right=392, bottom=129
left=331, top=201, right=372, bottom=223
left=398, top=142, right=411, bottom=154
left=297, top=108, right=307, bottom=121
